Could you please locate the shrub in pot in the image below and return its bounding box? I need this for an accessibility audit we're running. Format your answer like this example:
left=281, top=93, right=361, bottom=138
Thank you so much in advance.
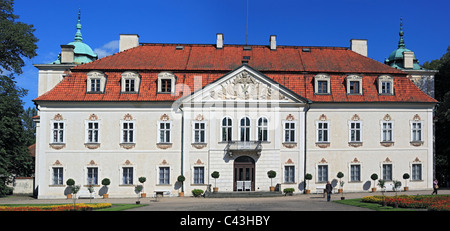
left=177, top=175, right=185, bottom=197
left=138, top=177, right=146, bottom=198
left=66, top=178, right=75, bottom=199
left=304, top=173, right=312, bottom=194
left=370, top=173, right=378, bottom=192
left=192, top=189, right=204, bottom=197
left=135, top=185, right=143, bottom=204
left=403, top=173, right=410, bottom=191
left=267, top=170, right=276, bottom=191
left=337, top=172, right=344, bottom=194
left=101, top=178, right=110, bottom=198
left=211, top=171, right=220, bottom=192
left=283, top=188, right=295, bottom=196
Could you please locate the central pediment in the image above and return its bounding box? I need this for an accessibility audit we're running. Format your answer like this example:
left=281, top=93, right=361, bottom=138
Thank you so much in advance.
left=180, top=65, right=309, bottom=104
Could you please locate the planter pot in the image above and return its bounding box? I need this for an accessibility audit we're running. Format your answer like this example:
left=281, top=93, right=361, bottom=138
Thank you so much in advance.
left=285, top=192, right=293, bottom=196
left=338, top=189, right=343, bottom=194
left=270, top=186, right=275, bottom=192
left=136, top=201, right=140, bottom=204
left=340, top=197, right=345, bottom=200
left=67, top=194, right=73, bottom=199
left=103, top=193, right=109, bottom=199
left=141, top=193, right=146, bottom=198
left=179, top=192, right=184, bottom=197
left=305, top=189, right=311, bottom=194
left=404, top=186, right=409, bottom=191
left=371, top=188, right=377, bottom=192
left=213, top=187, right=219, bottom=192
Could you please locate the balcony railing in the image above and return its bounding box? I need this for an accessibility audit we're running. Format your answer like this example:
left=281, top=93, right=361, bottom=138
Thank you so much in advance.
left=225, top=140, right=262, bottom=156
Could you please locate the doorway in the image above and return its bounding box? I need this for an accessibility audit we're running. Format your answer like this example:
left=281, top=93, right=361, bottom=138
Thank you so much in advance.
left=233, top=156, right=255, bottom=191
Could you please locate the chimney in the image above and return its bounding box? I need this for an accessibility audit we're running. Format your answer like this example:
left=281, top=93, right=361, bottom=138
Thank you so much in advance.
left=119, top=34, right=139, bottom=52
left=350, top=39, right=367, bottom=57
left=216, top=33, right=224, bottom=49
left=403, top=51, right=414, bottom=69
left=60, top=45, right=75, bottom=63
left=270, top=35, right=277, bottom=50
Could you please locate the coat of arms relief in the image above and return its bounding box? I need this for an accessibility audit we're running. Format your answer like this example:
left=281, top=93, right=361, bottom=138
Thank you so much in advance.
left=209, top=71, right=288, bottom=101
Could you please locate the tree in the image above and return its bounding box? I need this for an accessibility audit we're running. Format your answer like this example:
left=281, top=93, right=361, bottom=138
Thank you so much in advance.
left=21, top=106, right=37, bottom=147
left=423, top=46, right=450, bottom=186
left=0, top=0, right=38, bottom=196
left=0, top=0, right=38, bottom=75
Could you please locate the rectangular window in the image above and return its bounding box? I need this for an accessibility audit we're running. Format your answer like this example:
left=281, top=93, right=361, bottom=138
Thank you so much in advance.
left=221, top=118, right=232, bottom=142
left=349, top=81, right=360, bottom=94
left=159, top=167, right=170, bottom=185
left=125, top=79, right=135, bottom=92
left=350, top=165, right=361, bottom=182
left=258, top=118, right=268, bottom=142
left=382, top=122, right=393, bottom=142
left=122, top=121, right=134, bottom=143
left=52, top=122, right=64, bottom=143
left=87, top=167, right=98, bottom=185
left=161, top=79, right=172, bottom=93
left=91, top=78, right=101, bottom=92
left=194, top=167, right=204, bottom=184
left=381, top=81, right=391, bottom=94
left=86, top=121, right=99, bottom=143
left=411, top=122, right=422, bottom=142
left=159, top=122, right=171, bottom=143
left=284, top=166, right=295, bottom=183
left=318, top=165, right=328, bottom=182
left=349, top=122, right=361, bottom=142
left=412, top=164, right=422, bottom=181
left=52, top=167, right=63, bottom=185
left=383, top=164, right=392, bottom=181
left=317, top=122, right=329, bottom=142
left=122, top=167, right=133, bottom=185
left=284, top=122, right=296, bottom=142
left=193, top=122, right=205, bottom=143
left=317, top=80, right=328, bottom=94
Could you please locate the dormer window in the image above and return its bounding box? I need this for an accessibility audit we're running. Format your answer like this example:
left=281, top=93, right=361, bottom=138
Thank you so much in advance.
left=378, top=75, right=394, bottom=95
left=158, top=72, right=176, bottom=94
left=86, top=71, right=106, bottom=93
left=121, top=71, right=140, bottom=93
left=314, top=74, right=330, bottom=94
left=346, top=75, right=362, bottom=95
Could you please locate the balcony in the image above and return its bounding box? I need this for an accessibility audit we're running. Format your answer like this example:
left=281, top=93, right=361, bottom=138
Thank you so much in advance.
left=225, top=140, right=262, bottom=156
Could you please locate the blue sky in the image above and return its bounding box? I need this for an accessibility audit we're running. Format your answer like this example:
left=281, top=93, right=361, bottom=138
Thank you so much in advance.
left=12, top=0, right=450, bottom=109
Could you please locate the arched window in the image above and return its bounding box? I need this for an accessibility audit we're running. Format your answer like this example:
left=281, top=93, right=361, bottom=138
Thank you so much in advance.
left=258, top=117, right=268, bottom=141
left=221, top=117, right=232, bottom=142
left=240, top=117, right=250, bottom=142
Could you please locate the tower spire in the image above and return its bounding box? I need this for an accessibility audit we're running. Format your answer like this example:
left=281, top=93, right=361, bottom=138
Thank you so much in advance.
left=74, top=8, right=83, bottom=42
left=398, top=17, right=405, bottom=49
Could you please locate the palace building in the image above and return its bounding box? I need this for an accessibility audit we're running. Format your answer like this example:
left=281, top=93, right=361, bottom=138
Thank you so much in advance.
left=32, top=14, right=436, bottom=198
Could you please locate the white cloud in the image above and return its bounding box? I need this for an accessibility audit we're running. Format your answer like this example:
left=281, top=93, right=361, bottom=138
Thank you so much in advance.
left=94, top=40, right=119, bottom=58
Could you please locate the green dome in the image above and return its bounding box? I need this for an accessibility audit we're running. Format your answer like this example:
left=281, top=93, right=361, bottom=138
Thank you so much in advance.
left=51, top=9, right=97, bottom=64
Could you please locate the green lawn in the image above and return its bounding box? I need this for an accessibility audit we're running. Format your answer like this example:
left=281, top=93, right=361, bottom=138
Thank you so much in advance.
left=333, top=198, right=418, bottom=211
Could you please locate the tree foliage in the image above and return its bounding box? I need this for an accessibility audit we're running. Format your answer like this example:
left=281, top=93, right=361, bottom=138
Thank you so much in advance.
left=0, top=0, right=38, bottom=75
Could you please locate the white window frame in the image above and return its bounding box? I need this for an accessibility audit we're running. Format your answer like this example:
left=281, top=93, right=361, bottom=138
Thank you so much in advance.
left=192, top=121, right=206, bottom=144
left=348, top=121, right=362, bottom=143
left=121, top=71, right=140, bottom=93
left=52, top=167, right=64, bottom=185
left=410, top=121, right=423, bottom=142
left=159, top=166, right=170, bottom=185
left=239, top=117, right=251, bottom=142
left=382, top=164, right=393, bottom=181
left=86, top=167, right=98, bottom=185
left=85, top=120, right=100, bottom=144
left=346, top=74, right=363, bottom=95
left=380, top=121, right=394, bottom=142
left=51, top=121, right=65, bottom=144
left=121, top=166, right=134, bottom=185
left=317, top=164, right=328, bottom=182
left=221, top=117, right=233, bottom=142
left=284, top=165, right=295, bottom=183
left=257, top=117, right=269, bottom=142
left=378, top=75, right=394, bottom=95
left=411, top=163, right=422, bottom=181
left=283, top=120, right=297, bottom=143
left=86, top=71, right=106, bottom=93
left=121, top=120, right=135, bottom=144
left=316, top=121, right=330, bottom=143
left=350, top=164, right=361, bottom=182
left=193, top=166, right=205, bottom=185
left=158, top=121, right=172, bottom=143
left=314, top=74, right=331, bottom=94
left=157, top=72, right=176, bottom=94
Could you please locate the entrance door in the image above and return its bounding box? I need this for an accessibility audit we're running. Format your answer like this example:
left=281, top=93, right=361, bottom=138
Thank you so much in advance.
left=233, top=156, right=255, bottom=191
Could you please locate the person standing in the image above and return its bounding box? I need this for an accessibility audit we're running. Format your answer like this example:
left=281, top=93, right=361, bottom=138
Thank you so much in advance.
left=432, top=178, right=439, bottom=195
left=325, top=181, right=333, bottom=201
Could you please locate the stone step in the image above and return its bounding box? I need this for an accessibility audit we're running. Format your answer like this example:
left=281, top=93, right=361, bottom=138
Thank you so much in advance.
left=204, top=191, right=284, bottom=198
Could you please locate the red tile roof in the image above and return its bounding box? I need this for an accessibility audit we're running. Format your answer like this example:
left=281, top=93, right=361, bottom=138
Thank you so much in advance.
left=34, top=43, right=436, bottom=104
